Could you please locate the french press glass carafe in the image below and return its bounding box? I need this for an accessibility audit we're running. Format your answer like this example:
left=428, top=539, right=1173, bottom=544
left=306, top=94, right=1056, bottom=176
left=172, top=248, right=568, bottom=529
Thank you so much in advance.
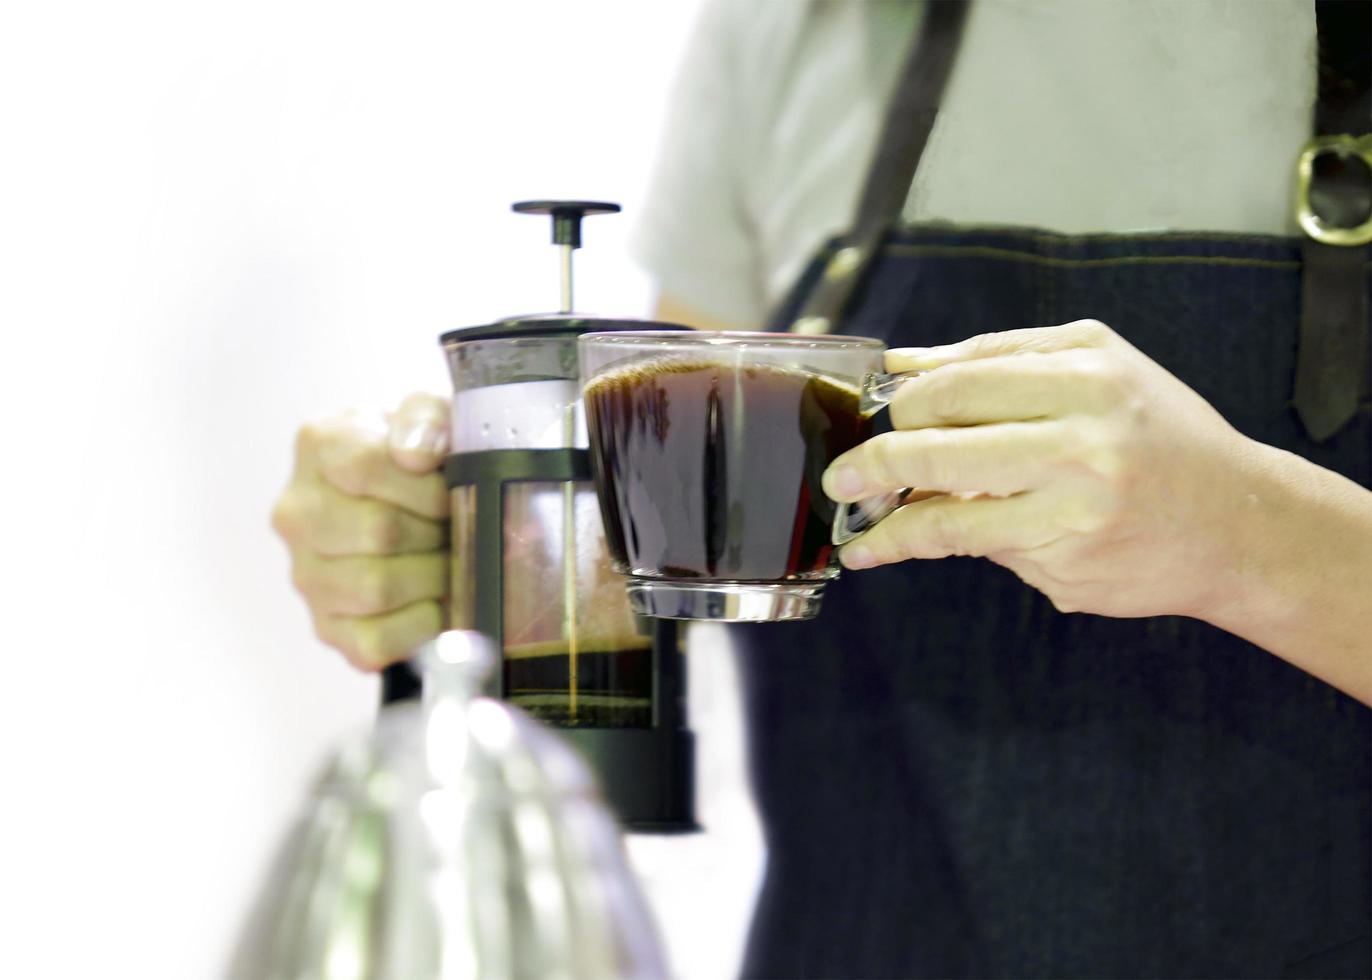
left=381, top=201, right=696, bottom=833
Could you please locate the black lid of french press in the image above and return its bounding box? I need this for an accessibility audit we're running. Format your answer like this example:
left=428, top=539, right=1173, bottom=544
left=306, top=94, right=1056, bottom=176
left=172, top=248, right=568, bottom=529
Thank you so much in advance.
left=440, top=315, right=689, bottom=346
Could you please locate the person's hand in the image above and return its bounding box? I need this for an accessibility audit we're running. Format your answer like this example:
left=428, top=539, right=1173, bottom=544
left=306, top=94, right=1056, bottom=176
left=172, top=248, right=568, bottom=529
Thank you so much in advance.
left=822, top=319, right=1267, bottom=622
left=271, top=393, right=450, bottom=670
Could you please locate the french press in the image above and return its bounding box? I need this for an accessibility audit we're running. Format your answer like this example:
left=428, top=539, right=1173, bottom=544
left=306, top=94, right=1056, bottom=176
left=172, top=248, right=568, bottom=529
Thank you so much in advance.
left=381, top=201, right=696, bottom=833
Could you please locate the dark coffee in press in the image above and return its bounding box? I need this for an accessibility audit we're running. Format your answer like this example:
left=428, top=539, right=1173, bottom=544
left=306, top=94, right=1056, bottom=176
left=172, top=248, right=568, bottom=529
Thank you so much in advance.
left=585, top=360, right=873, bottom=582
left=504, top=639, right=652, bottom=728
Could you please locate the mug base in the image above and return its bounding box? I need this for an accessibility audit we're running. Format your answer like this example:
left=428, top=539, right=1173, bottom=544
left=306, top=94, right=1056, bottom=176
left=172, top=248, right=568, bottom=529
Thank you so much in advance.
left=626, top=579, right=824, bottom=622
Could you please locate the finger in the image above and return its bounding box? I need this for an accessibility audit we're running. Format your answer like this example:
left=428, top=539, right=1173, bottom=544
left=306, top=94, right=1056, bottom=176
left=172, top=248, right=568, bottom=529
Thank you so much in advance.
left=884, top=319, right=1113, bottom=372
left=299, top=413, right=449, bottom=519
left=823, top=420, right=1070, bottom=500
left=313, top=599, right=445, bottom=672
left=887, top=349, right=1115, bottom=429
left=839, top=491, right=1063, bottom=569
left=274, top=475, right=448, bottom=556
left=387, top=392, right=451, bottom=473
left=290, top=548, right=447, bottom=617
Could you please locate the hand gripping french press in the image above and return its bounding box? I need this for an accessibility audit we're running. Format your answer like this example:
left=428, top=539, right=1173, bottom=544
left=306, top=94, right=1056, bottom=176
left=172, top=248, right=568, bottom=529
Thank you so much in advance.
left=381, top=201, right=696, bottom=833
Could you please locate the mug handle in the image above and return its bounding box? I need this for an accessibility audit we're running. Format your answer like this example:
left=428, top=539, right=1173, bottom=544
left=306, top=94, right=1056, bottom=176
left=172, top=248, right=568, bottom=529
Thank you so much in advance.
left=831, top=369, right=923, bottom=546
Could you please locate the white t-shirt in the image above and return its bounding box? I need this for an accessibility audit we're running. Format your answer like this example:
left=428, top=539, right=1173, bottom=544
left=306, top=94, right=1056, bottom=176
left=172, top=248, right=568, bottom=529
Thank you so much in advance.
left=631, top=0, right=1316, bottom=327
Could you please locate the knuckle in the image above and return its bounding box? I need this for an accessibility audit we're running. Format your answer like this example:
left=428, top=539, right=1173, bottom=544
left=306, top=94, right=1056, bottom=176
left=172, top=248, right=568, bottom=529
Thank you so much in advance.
left=425, top=477, right=453, bottom=518
left=1122, top=393, right=1150, bottom=430
left=923, top=372, right=969, bottom=426
left=349, top=621, right=389, bottom=670
left=1073, top=418, right=1130, bottom=485
left=310, top=614, right=331, bottom=647
left=353, top=561, right=394, bottom=613
left=921, top=505, right=963, bottom=556
left=289, top=559, right=316, bottom=599
left=866, top=537, right=899, bottom=566
left=877, top=521, right=913, bottom=563
left=1049, top=592, right=1081, bottom=615
left=359, top=502, right=404, bottom=552
left=855, top=525, right=898, bottom=566
left=1073, top=318, right=1112, bottom=344
left=1000, top=555, right=1049, bottom=592
left=1083, top=443, right=1127, bottom=484
left=1073, top=351, right=1130, bottom=405
left=270, top=495, right=300, bottom=540
left=412, top=599, right=445, bottom=643
left=295, top=420, right=326, bottom=458
left=311, top=614, right=362, bottom=668
left=864, top=435, right=903, bottom=489
left=919, top=429, right=957, bottom=489
left=396, top=391, right=450, bottom=425
left=308, top=414, right=389, bottom=497
left=964, top=332, right=998, bottom=358
left=1058, top=496, right=1109, bottom=536
left=331, top=439, right=382, bottom=497
left=1070, top=349, right=1111, bottom=385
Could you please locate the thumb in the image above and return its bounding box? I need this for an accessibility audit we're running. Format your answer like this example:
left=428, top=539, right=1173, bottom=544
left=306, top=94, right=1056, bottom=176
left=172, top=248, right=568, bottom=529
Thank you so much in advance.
left=387, top=392, right=451, bottom=473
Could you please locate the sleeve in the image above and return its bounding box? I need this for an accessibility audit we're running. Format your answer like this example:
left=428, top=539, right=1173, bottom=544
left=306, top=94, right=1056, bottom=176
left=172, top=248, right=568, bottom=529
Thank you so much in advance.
left=629, top=0, right=767, bottom=327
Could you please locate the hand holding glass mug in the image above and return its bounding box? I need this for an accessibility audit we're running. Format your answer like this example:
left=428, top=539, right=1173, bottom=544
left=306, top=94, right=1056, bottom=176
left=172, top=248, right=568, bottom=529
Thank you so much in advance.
left=820, top=318, right=1272, bottom=624
left=578, top=319, right=1279, bottom=626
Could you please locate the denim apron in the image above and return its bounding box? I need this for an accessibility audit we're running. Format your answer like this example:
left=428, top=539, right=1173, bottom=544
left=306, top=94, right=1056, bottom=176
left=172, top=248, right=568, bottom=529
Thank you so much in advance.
left=734, top=226, right=1371, bottom=978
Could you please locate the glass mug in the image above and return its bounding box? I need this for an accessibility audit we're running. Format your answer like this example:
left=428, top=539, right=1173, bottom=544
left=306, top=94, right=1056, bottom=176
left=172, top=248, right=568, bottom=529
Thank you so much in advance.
left=577, top=331, right=917, bottom=622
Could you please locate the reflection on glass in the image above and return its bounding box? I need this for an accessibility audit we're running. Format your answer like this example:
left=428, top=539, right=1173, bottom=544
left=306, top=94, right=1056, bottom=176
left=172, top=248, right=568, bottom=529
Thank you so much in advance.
left=449, top=485, right=478, bottom=631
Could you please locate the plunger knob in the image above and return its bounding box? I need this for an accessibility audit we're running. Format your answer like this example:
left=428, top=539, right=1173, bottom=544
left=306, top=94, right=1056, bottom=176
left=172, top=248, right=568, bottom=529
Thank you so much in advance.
left=512, top=200, right=621, bottom=248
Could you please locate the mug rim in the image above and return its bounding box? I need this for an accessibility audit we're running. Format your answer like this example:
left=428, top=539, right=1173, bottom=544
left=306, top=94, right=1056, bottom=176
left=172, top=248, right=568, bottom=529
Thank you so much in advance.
left=577, top=329, right=884, bottom=350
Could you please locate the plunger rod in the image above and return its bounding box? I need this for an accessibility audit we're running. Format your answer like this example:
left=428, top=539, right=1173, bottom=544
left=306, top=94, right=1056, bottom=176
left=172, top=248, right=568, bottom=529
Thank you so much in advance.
left=559, top=243, right=575, bottom=717
left=560, top=244, right=574, bottom=313
left=563, top=405, right=579, bottom=721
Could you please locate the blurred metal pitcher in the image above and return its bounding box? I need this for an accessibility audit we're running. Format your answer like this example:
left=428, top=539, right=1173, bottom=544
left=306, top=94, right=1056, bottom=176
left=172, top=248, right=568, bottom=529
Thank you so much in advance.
left=231, top=631, right=668, bottom=980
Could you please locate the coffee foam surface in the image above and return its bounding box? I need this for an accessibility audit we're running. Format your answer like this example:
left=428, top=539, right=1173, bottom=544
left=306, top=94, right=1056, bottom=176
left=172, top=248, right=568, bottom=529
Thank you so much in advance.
left=585, top=355, right=861, bottom=397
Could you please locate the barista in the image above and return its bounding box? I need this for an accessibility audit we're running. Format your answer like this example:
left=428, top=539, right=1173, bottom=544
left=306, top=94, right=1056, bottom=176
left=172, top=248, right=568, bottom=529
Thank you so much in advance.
left=271, top=1, right=1371, bottom=975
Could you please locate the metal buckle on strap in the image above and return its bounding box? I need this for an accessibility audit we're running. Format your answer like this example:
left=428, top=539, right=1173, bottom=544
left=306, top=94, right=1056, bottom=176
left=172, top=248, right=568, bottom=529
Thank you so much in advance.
left=1295, top=134, right=1372, bottom=246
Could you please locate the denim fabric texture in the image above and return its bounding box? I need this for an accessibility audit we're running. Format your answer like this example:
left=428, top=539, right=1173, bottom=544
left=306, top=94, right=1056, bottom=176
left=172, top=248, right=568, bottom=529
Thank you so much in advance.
left=736, top=226, right=1371, bottom=979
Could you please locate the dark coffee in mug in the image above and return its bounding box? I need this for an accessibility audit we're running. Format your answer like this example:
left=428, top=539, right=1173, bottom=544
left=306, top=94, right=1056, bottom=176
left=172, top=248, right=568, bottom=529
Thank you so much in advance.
left=584, top=359, right=872, bottom=581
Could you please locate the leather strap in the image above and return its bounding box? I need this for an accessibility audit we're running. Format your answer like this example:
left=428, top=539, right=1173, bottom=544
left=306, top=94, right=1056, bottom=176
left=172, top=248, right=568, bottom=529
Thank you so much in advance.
left=1292, top=0, right=1371, bottom=442
left=1313, top=0, right=1371, bottom=139
left=787, top=1, right=972, bottom=335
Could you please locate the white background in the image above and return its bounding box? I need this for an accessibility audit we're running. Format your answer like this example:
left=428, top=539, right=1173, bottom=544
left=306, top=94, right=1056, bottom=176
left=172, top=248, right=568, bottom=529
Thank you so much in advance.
left=0, top=1, right=764, bottom=977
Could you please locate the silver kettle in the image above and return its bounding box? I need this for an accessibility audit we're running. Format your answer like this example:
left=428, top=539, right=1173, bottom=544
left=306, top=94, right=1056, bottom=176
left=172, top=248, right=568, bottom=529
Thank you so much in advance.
left=231, top=631, right=668, bottom=979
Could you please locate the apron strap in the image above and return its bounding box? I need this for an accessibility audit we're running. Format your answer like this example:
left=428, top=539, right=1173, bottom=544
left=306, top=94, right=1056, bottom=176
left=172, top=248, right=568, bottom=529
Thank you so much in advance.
left=1292, top=0, right=1371, bottom=442
left=787, top=1, right=972, bottom=336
